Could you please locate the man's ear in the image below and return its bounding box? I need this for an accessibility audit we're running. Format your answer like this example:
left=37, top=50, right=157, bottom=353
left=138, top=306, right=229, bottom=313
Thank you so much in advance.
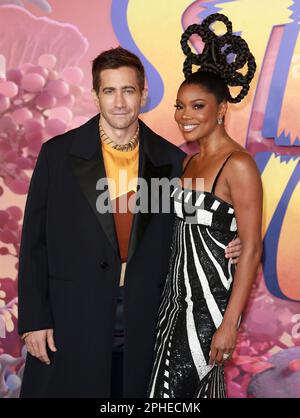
left=91, top=90, right=99, bottom=109
left=141, top=87, right=148, bottom=108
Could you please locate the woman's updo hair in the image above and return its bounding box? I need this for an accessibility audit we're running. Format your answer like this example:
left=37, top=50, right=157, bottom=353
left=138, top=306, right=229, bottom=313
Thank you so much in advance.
left=180, top=71, right=230, bottom=104
left=180, top=13, right=256, bottom=104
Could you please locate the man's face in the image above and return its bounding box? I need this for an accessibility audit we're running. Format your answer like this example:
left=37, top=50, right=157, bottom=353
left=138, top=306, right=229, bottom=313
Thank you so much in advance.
left=94, top=66, right=147, bottom=131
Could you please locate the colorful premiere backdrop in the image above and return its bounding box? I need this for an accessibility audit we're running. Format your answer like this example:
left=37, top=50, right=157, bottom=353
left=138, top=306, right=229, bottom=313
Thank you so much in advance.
left=0, top=0, right=300, bottom=398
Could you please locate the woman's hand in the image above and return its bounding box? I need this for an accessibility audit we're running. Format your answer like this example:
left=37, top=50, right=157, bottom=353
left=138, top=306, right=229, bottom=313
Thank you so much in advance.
left=225, top=236, right=241, bottom=264
left=209, top=322, right=237, bottom=365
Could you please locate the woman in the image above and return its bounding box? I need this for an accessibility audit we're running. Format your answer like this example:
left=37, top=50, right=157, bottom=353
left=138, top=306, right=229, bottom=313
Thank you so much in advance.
left=148, top=13, right=262, bottom=398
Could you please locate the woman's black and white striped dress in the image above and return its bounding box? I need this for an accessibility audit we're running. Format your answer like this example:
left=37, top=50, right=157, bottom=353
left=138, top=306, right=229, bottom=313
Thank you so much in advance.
left=148, top=159, right=237, bottom=398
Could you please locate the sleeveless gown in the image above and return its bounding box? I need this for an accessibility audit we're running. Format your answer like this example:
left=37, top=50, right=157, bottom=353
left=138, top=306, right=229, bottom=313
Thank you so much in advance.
left=148, top=155, right=237, bottom=398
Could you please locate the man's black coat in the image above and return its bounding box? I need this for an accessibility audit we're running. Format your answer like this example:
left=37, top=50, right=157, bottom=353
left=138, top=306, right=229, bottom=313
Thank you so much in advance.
left=18, top=114, right=185, bottom=397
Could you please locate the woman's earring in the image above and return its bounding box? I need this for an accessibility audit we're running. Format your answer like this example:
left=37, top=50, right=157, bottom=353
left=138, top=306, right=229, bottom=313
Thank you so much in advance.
left=217, top=117, right=223, bottom=125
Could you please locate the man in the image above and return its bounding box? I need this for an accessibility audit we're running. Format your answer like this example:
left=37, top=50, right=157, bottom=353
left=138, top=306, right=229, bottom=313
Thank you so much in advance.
left=18, top=47, right=240, bottom=397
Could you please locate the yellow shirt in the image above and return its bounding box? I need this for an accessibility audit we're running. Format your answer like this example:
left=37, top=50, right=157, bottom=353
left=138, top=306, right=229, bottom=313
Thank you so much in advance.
left=101, top=137, right=139, bottom=264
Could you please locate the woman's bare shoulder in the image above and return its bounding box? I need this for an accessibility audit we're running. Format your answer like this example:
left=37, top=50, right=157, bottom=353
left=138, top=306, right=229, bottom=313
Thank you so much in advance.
left=226, top=148, right=260, bottom=180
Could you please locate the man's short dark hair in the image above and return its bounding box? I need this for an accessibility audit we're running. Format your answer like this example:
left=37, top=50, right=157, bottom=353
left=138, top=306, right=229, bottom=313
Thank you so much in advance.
left=92, top=47, right=145, bottom=93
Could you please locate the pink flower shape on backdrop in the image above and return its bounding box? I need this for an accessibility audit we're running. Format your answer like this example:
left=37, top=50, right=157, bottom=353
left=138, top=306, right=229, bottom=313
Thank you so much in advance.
left=0, top=0, right=51, bottom=13
left=0, top=5, right=88, bottom=71
left=0, top=5, right=96, bottom=195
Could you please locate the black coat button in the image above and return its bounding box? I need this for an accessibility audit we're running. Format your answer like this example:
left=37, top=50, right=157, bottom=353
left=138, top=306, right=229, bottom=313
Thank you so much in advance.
left=100, top=261, right=109, bottom=270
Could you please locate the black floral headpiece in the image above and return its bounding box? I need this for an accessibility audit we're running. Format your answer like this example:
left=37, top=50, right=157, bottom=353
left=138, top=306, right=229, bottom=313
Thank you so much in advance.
left=181, top=13, right=256, bottom=103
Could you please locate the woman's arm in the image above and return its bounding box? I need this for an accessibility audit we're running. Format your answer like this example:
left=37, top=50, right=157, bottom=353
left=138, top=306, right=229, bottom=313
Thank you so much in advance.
left=209, top=151, right=263, bottom=365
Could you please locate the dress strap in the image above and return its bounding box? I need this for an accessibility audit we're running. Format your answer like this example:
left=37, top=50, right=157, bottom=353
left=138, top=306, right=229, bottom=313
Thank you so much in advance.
left=211, top=153, right=234, bottom=195
left=182, top=153, right=198, bottom=175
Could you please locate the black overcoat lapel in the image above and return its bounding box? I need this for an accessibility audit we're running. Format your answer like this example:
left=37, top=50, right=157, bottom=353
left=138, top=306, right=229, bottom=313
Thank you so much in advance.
left=68, top=114, right=119, bottom=257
